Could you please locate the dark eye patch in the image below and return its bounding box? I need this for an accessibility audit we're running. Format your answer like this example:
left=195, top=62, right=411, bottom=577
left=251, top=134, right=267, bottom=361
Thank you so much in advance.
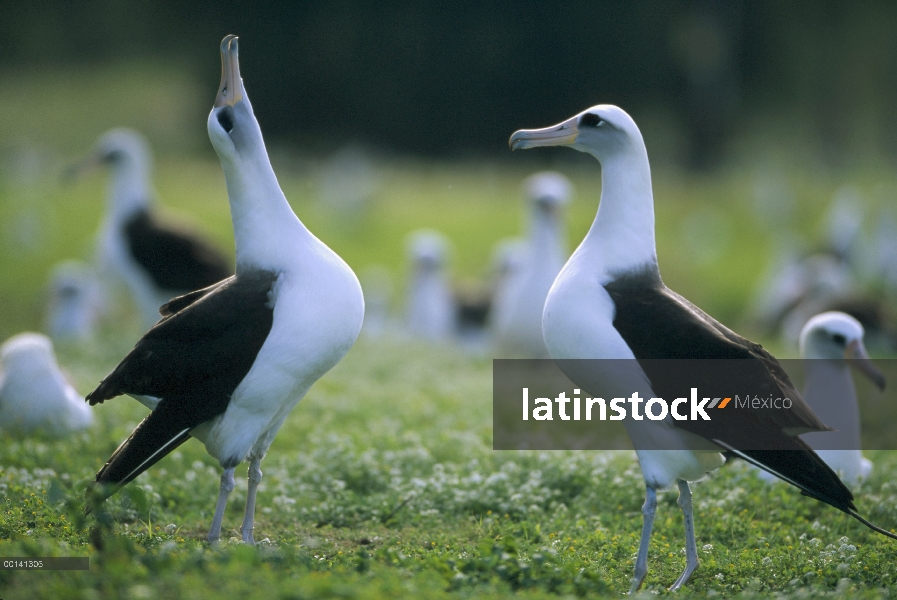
left=832, top=333, right=847, bottom=345
left=580, top=113, right=604, bottom=127
left=217, top=109, right=234, bottom=133
left=103, top=149, right=124, bottom=163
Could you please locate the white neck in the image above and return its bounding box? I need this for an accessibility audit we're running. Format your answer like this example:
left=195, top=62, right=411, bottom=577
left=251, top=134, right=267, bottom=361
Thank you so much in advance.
left=577, top=146, right=658, bottom=281
left=220, top=150, right=313, bottom=274
left=530, top=208, right=566, bottom=265
left=108, top=157, right=152, bottom=221
left=801, top=359, right=861, bottom=445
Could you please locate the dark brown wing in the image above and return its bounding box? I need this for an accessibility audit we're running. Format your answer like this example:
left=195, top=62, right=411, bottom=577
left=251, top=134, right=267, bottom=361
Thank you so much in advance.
left=604, top=268, right=854, bottom=513
left=85, top=270, right=277, bottom=505
left=124, top=208, right=232, bottom=292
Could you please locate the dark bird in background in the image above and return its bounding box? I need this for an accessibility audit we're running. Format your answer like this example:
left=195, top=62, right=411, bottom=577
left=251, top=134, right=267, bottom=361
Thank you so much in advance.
left=70, top=127, right=232, bottom=327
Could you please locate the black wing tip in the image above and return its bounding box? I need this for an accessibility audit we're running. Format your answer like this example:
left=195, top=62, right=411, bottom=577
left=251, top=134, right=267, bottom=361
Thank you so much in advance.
left=84, top=390, right=103, bottom=406
left=714, top=440, right=855, bottom=510
left=85, top=382, right=116, bottom=406
left=847, top=510, right=897, bottom=541
left=83, top=480, right=120, bottom=515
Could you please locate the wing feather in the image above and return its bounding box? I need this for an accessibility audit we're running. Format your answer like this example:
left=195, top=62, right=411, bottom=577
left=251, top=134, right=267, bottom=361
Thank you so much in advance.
left=85, top=270, right=277, bottom=503
left=604, top=268, right=854, bottom=511
left=124, top=208, right=232, bottom=292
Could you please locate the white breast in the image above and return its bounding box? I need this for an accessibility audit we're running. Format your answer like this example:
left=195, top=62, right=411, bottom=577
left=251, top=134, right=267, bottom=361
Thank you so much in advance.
left=198, top=241, right=364, bottom=467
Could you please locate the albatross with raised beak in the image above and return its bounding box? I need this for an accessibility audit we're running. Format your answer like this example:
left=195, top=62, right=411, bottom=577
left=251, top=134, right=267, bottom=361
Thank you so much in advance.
left=509, top=104, right=896, bottom=592
left=85, top=35, right=364, bottom=545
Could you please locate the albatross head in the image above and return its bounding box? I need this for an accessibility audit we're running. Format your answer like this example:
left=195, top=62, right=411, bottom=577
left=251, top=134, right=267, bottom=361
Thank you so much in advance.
left=524, top=171, right=572, bottom=216
left=205, top=35, right=311, bottom=272
left=509, top=105, right=645, bottom=161
left=800, top=311, right=886, bottom=390
left=408, top=230, right=450, bottom=273
left=207, top=35, right=267, bottom=170
left=93, top=128, right=151, bottom=170
left=63, top=127, right=153, bottom=217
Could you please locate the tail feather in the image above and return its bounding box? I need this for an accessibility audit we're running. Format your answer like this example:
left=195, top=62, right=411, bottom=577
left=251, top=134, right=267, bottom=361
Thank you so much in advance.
left=712, top=437, right=854, bottom=511
left=86, top=403, right=193, bottom=511
left=716, top=439, right=896, bottom=541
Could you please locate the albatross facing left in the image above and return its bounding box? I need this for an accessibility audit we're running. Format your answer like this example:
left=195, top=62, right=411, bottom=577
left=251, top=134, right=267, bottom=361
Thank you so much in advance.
left=509, top=104, right=896, bottom=592
left=76, top=128, right=232, bottom=328
left=86, top=35, right=364, bottom=544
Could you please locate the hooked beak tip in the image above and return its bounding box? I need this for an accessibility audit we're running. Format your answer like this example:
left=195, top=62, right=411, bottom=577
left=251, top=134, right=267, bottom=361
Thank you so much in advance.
left=215, top=34, right=243, bottom=108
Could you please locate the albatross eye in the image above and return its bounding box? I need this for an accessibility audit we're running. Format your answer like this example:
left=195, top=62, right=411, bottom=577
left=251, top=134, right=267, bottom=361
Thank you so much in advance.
left=217, top=109, right=234, bottom=134
left=103, top=149, right=124, bottom=163
left=580, top=113, right=605, bottom=128
left=831, top=333, right=847, bottom=345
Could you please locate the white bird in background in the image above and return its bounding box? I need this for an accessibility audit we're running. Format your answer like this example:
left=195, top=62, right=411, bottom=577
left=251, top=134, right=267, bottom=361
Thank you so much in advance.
left=489, top=237, right=527, bottom=291
left=510, top=104, right=897, bottom=592
left=491, top=171, right=571, bottom=357
left=0, top=333, right=93, bottom=436
left=404, top=230, right=456, bottom=341
left=73, top=127, right=232, bottom=328
left=317, top=143, right=378, bottom=226
left=44, top=260, right=106, bottom=342
left=799, top=312, right=886, bottom=485
left=85, top=35, right=365, bottom=545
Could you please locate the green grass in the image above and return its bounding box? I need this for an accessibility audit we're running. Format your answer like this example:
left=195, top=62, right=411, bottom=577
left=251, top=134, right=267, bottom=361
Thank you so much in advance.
left=1, top=338, right=897, bottom=599
left=3, top=64, right=897, bottom=599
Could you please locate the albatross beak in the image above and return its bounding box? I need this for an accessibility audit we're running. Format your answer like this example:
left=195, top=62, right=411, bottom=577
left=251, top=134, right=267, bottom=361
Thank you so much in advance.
left=61, top=154, right=100, bottom=183
left=509, top=116, right=579, bottom=151
left=215, top=35, right=243, bottom=108
left=845, top=339, right=887, bottom=391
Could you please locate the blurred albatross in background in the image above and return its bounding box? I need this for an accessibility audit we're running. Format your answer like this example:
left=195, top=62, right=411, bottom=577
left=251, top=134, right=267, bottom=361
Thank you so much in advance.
left=798, top=311, right=886, bottom=484
left=490, top=171, right=571, bottom=357
left=72, top=127, right=232, bottom=327
left=0, top=333, right=93, bottom=437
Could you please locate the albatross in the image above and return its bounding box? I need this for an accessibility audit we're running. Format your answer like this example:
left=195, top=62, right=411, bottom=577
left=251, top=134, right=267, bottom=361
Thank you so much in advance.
left=509, top=104, right=897, bottom=592
left=0, top=333, right=93, bottom=437
left=74, top=127, right=232, bottom=328
left=85, top=35, right=365, bottom=545
left=490, top=172, right=571, bottom=357
left=404, top=229, right=456, bottom=341
left=44, top=260, right=106, bottom=342
left=798, top=311, right=886, bottom=484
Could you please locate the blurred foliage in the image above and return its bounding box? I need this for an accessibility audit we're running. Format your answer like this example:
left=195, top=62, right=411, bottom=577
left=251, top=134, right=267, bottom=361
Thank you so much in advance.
left=0, top=62, right=206, bottom=155
left=2, top=1, right=897, bottom=165
left=1, top=143, right=896, bottom=344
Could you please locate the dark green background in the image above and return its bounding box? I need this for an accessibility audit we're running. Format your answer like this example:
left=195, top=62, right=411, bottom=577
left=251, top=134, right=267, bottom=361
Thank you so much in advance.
left=5, top=1, right=897, bottom=165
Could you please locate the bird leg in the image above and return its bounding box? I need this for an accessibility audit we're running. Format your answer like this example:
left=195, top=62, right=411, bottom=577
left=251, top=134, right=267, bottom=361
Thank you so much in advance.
left=669, top=479, right=699, bottom=591
left=240, top=456, right=263, bottom=544
left=207, top=467, right=236, bottom=543
left=630, top=486, right=657, bottom=594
